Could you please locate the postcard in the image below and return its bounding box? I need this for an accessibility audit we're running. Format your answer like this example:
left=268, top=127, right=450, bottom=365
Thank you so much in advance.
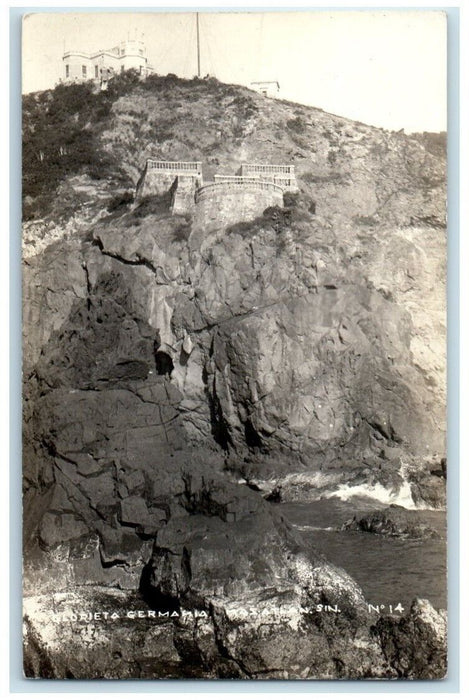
left=22, top=10, right=447, bottom=679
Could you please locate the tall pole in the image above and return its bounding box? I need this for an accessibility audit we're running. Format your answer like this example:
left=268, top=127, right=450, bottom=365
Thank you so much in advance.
left=196, top=12, right=201, bottom=78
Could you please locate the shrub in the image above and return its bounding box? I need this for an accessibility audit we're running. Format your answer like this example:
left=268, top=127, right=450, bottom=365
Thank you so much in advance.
left=301, top=171, right=315, bottom=183
left=409, top=131, right=447, bottom=158
left=107, top=191, right=134, bottom=212
left=300, top=172, right=343, bottom=184
left=283, top=191, right=299, bottom=208
left=262, top=206, right=292, bottom=233
left=286, top=117, right=305, bottom=133
left=171, top=219, right=191, bottom=242
left=106, top=68, right=141, bottom=99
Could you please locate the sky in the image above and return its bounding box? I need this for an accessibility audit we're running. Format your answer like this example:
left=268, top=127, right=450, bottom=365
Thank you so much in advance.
left=22, top=10, right=447, bottom=133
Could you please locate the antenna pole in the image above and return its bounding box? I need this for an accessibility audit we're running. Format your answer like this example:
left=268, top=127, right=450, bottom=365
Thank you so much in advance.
left=196, top=12, right=201, bottom=77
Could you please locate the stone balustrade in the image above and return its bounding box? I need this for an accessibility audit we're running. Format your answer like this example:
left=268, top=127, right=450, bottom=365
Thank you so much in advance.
left=195, top=179, right=284, bottom=203
left=237, top=164, right=298, bottom=192
left=240, top=164, right=295, bottom=175
left=136, top=161, right=203, bottom=200
left=146, top=160, right=203, bottom=176
left=214, top=175, right=261, bottom=184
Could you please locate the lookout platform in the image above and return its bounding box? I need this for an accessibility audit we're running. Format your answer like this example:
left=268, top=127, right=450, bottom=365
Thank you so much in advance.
left=134, top=159, right=299, bottom=225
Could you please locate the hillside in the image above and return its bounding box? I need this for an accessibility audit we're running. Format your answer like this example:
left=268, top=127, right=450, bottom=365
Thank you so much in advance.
left=22, top=73, right=447, bottom=679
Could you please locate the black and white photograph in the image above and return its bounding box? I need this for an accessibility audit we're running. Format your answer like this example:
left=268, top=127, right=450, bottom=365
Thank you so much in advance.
left=21, top=9, right=447, bottom=680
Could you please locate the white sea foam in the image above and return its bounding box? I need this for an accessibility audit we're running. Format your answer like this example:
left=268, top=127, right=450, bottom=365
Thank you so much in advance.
left=284, top=472, right=337, bottom=488
left=323, top=481, right=423, bottom=509
left=292, top=524, right=335, bottom=532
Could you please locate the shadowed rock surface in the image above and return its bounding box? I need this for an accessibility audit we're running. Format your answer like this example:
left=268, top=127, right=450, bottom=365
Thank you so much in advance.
left=342, top=504, right=442, bottom=539
left=22, top=74, right=446, bottom=678
left=375, top=599, right=447, bottom=679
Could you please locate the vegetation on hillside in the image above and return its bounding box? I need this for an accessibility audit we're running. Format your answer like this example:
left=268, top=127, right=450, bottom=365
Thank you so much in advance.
left=22, top=71, right=257, bottom=221
left=22, top=69, right=446, bottom=229
left=409, top=131, right=447, bottom=159
left=23, top=82, right=112, bottom=220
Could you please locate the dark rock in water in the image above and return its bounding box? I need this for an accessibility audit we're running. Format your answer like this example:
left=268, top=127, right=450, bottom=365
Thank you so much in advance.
left=404, top=456, right=447, bottom=509
left=265, top=485, right=282, bottom=502
left=374, top=598, right=447, bottom=679
left=342, top=505, right=441, bottom=539
left=145, top=507, right=377, bottom=678
left=410, top=473, right=446, bottom=509
left=430, top=456, right=447, bottom=479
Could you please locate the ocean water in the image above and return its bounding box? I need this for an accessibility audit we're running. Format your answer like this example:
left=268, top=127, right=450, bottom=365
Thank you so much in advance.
left=276, top=497, right=447, bottom=611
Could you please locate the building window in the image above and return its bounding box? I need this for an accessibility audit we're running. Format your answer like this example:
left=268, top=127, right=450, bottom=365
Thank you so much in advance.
left=121, top=65, right=124, bottom=73
left=95, top=65, right=98, bottom=78
left=65, top=65, right=69, bottom=78
left=82, top=65, right=87, bottom=78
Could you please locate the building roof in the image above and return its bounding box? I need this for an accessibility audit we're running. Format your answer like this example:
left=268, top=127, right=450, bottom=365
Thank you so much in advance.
left=63, top=40, right=146, bottom=62
left=250, top=81, right=280, bottom=89
left=63, top=51, right=92, bottom=60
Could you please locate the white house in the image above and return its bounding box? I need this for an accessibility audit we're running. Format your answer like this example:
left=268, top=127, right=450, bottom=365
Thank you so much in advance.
left=62, top=39, right=153, bottom=84
left=250, top=81, right=280, bottom=98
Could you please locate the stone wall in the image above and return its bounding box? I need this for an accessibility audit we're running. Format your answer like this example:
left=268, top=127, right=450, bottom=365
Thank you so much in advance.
left=171, top=175, right=198, bottom=215
left=193, top=181, right=284, bottom=231
left=136, top=161, right=203, bottom=201
left=136, top=169, right=176, bottom=200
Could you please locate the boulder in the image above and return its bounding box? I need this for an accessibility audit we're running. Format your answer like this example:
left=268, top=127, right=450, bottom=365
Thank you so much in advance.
left=342, top=505, right=441, bottom=539
left=375, top=599, right=447, bottom=679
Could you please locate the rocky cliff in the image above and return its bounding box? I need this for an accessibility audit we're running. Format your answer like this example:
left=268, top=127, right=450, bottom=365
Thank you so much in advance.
left=22, top=73, right=446, bottom=679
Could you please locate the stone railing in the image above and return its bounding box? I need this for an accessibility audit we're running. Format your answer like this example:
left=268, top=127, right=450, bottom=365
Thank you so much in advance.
left=273, top=175, right=297, bottom=187
left=214, top=175, right=261, bottom=184
left=146, top=160, right=202, bottom=174
left=240, top=164, right=295, bottom=175
left=195, top=180, right=284, bottom=203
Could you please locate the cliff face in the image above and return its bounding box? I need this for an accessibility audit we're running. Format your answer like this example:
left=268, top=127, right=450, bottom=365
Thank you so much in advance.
left=22, top=74, right=446, bottom=679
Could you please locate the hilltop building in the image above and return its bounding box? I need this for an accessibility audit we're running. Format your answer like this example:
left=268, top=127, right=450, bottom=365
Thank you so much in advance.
left=62, top=39, right=153, bottom=85
left=250, top=81, right=280, bottom=98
